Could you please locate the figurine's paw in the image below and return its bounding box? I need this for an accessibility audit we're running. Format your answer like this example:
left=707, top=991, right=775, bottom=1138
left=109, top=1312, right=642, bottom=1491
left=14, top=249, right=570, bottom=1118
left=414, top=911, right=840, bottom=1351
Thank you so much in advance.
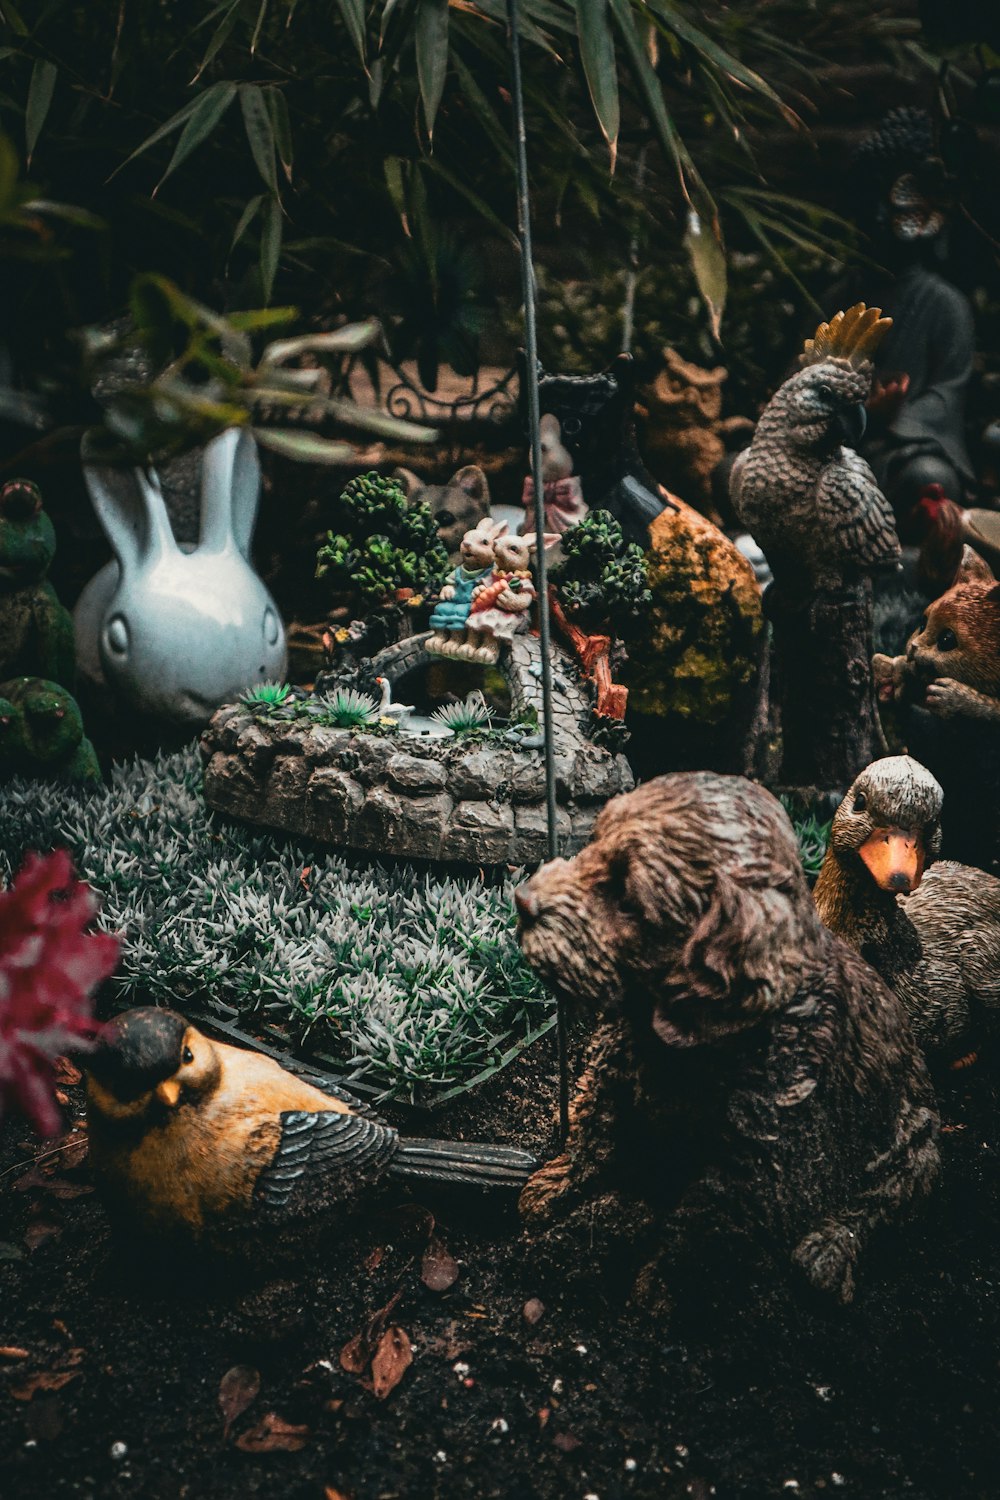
left=872, top=653, right=904, bottom=704
left=792, top=1220, right=859, bottom=1304
left=924, top=677, right=970, bottom=718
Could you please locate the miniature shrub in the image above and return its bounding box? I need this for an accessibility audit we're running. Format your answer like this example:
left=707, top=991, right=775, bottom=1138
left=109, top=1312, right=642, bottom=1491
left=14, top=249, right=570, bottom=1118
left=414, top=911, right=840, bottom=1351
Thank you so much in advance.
left=557, top=511, right=652, bottom=640
left=0, top=749, right=550, bottom=1104
left=315, top=472, right=449, bottom=614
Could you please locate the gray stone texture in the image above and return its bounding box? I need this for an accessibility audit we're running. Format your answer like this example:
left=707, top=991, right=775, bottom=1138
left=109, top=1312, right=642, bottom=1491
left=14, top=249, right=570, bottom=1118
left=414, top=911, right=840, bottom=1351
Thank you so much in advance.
left=201, top=631, right=633, bottom=865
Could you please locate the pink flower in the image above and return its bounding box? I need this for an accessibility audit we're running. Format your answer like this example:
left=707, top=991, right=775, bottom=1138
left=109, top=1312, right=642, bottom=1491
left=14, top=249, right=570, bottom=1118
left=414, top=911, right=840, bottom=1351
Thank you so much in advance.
left=0, top=850, right=119, bottom=1137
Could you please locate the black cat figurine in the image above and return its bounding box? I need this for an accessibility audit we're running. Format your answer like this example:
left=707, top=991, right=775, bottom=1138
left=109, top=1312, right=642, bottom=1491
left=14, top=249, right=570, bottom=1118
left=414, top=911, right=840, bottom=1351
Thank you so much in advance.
left=518, top=352, right=670, bottom=548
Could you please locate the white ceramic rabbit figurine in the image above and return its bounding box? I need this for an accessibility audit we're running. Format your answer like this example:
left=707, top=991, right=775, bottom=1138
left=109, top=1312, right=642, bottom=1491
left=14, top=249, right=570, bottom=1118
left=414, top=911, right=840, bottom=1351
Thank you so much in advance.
left=74, top=428, right=286, bottom=728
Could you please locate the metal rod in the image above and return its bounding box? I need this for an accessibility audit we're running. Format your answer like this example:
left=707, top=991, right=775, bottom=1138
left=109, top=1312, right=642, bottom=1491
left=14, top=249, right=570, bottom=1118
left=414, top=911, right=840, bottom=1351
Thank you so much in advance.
left=506, top=0, right=569, bottom=1143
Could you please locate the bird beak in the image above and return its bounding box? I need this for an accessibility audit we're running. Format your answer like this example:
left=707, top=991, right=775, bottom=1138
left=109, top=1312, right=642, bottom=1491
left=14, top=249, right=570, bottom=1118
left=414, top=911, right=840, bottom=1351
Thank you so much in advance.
left=155, top=1078, right=182, bottom=1108
left=835, top=403, right=868, bottom=448
left=858, top=828, right=925, bottom=895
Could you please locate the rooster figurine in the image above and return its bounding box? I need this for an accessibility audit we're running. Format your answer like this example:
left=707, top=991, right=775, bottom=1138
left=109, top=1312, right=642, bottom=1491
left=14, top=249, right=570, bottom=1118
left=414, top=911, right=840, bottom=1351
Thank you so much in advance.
left=85, top=1008, right=536, bottom=1245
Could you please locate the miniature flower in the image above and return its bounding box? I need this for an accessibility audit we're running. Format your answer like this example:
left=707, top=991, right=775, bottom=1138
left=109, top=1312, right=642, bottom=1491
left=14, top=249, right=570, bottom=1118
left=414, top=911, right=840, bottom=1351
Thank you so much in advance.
left=0, top=850, right=119, bottom=1137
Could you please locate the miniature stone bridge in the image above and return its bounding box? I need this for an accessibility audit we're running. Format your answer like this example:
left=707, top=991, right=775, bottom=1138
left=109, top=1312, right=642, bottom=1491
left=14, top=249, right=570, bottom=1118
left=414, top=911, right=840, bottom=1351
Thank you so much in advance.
left=201, top=631, right=633, bottom=866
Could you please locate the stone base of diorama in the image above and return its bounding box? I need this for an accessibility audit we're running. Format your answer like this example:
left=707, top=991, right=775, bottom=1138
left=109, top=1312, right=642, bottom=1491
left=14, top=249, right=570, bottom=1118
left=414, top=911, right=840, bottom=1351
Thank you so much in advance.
left=200, top=632, right=633, bottom=864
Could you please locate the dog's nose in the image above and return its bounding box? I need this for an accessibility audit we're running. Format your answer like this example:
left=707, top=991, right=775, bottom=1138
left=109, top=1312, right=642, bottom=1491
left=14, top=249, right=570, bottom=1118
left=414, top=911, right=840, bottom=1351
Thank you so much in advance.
left=514, top=886, right=539, bottom=924
left=888, top=871, right=911, bottom=893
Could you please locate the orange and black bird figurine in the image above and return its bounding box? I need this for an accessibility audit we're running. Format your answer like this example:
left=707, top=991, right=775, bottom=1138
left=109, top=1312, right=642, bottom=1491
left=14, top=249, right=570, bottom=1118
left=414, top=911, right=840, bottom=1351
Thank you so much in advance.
left=85, top=1008, right=536, bottom=1245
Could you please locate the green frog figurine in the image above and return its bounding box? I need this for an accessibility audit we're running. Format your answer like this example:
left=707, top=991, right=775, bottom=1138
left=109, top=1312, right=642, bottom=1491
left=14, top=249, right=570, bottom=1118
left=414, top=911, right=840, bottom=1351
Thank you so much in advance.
left=0, top=677, right=101, bottom=784
left=0, top=479, right=75, bottom=687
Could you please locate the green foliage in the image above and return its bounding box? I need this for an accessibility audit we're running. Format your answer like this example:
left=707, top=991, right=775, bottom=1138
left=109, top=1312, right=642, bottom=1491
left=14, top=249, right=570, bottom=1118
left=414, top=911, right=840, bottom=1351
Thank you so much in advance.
left=239, top=680, right=292, bottom=708
left=558, top=510, right=652, bottom=638
left=0, top=747, right=550, bottom=1103
left=82, top=278, right=436, bottom=465
left=431, top=693, right=493, bottom=735
left=318, top=686, right=380, bottom=729
left=316, top=471, right=450, bottom=610
left=782, top=799, right=833, bottom=882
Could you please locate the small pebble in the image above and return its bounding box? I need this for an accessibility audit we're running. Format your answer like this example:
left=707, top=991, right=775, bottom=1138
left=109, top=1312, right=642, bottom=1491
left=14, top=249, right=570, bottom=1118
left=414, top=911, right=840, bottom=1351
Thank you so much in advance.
left=624, top=1457, right=638, bottom=1472
left=453, top=1361, right=470, bottom=1378
left=490, top=1418, right=509, bottom=1435
left=831, top=1477, right=846, bottom=1488
left=814, top=1385, right=834, bottom=1401
left=574, top=1344, right=588, bottom=1356
left=551, top=1377, right=564, bottom=1395
left=23, top=1440, right=37, bottom=1451
left=675, top=1444, right=690, bottom=1460
left=433, top=1451, right=447, bottom=1465
left=783, top=1483, right=800, bottom=1492
left=110, top=1443, right=128, bottom=1462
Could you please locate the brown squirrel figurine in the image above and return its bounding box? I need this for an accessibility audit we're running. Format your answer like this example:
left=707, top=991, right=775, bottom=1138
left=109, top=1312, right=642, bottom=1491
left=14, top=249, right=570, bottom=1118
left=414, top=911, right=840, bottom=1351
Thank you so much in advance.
left=874, top=546, right=1000, bottom=723
left=874, top=546, right=1000, bottom=873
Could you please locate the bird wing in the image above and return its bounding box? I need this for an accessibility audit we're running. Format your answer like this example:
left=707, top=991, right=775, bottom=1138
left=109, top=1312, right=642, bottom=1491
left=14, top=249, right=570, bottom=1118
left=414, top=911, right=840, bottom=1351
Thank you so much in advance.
left=254, top=1109, right=399, bottom=1218
left=815, top=449, right=900, bottom=571
left=728, top=447, right=748, bottom=520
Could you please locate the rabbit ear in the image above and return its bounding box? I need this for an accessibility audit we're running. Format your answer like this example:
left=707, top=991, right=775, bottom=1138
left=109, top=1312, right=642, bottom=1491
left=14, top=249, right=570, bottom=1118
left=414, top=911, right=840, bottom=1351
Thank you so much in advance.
left=81, top=434, right=177, bottom=573
left=489, top=519, right=509, bottom=539
left=199, top=427, right=261, bottom=556
left=523, top=533, right=560, bottom=552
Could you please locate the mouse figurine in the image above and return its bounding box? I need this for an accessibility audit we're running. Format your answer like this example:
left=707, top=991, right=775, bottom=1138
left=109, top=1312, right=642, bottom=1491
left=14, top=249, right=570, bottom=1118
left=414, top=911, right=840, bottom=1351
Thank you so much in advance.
left=465, top=530, right=559, bottom=664
left=520, top=414, right=588, bottom=539
left=427, top=518, right=505, bottom=660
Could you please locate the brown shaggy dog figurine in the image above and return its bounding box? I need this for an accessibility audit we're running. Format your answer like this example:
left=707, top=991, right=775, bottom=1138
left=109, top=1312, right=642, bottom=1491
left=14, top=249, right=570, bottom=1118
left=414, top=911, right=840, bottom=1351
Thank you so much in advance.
left=515, top=773, right=939, bottom=1307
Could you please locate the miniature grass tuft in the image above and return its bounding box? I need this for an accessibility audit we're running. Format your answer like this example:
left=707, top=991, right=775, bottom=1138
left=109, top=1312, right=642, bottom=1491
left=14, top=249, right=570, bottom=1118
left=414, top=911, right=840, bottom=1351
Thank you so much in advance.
left=430, top=693, right=493, bottom=735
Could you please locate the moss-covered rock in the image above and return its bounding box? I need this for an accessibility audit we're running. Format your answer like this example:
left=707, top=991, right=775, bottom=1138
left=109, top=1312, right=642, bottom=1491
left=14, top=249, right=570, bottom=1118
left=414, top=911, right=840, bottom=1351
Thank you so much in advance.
left=624, top=497, right=764, bottom=763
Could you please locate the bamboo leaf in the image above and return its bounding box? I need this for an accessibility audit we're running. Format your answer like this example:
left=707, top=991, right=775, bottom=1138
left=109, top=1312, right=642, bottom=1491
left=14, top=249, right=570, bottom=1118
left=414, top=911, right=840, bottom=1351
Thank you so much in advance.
left=193, top=2, right=241, bottom=81
left=26, top=59, right=57, bottom=165
left=575, top=0, right=620, bottom=171
left=240, top=82, right=278, bottom=194
left=228, top=193, right=264, bottom=259
left=253, top=429, right=358, bottom=464
left=415, top=0, right=449, bottom=143
left=110, top=94, right=204, bottom=179
left=259, top=193, right=282, bottom=303
left=336, top=0, right=367, bottom=62
left=646, top=0, right=800, bottom=129
left=683, top=183, right=726, bottom=342
left=606, top=0, right=692, bottom=192
left=156, top=81, right=238, bottom=194
left=450, top=52, right=514, bottom=165
left=249, top=0, right=269, bottom=54
left=261, top=320, right=382, bottom=364
left=0, top=1, right=28, bottom=37
left=226, top=306, right=298, bottom=332
left=383, top=156, right=408, bottom=231
left=266, top=88, right=293, bottom=182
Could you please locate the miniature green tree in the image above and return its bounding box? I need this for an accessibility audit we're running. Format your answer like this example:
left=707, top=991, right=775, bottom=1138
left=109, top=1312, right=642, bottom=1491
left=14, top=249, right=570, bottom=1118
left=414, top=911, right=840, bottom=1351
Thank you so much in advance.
left=315, top=471, right=449, bottom=621
left=556, top=511, right=652, bottom=641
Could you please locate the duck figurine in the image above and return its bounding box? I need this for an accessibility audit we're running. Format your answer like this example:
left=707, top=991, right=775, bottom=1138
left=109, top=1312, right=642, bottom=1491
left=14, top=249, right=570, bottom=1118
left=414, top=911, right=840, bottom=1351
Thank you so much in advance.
left=85, top=1008, right=536, bottom=1245
left=374, top=675, right=414, bottom=727
left=814, top=755, right=1000, bottom=1062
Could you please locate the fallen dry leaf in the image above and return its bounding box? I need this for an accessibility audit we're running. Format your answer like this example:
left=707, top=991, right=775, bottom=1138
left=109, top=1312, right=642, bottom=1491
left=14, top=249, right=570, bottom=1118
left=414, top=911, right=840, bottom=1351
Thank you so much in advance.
left=370, top=1326, right=413, bottom=1400
left=10, top=1369, right=81, bottom=1401
left=338, top=1335, right=368, bottom=1377
left=0, top=1347, right=30, bottom=1361
left=421, top=1239, right=459, bottom=1293
left=523, top=1298, right=545, bottom=1325
left=234, top=1412, right=309, bottom=1453
left=24, top=1219, right=61, bottom=1252
left=218, top=1364, right=261, bottom=1440
left=324, top=1487, right=352, bottom=1500
left=552, top=1431, right=581, bottom=1453
left=54, top=1058, right=82, bottom=1087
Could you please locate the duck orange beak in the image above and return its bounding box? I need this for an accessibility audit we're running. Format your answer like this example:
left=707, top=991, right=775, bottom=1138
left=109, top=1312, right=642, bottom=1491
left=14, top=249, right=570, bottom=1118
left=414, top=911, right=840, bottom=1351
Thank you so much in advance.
left=155, top=1078, right=182, bottom=1108
left=858, top=828, right=925, bottom=895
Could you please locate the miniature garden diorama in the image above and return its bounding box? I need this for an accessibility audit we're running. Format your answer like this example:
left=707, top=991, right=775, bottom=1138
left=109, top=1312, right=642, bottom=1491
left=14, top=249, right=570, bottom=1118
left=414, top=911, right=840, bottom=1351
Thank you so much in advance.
left=4, top=4, right=1000, bottom=1496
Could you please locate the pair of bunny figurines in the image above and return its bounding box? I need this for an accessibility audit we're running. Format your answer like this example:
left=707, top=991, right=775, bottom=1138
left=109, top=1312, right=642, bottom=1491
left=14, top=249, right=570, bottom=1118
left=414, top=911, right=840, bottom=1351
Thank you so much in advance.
left=428, top=519, right=558, bottom=665
left=75, top=429, right=287, bottom=729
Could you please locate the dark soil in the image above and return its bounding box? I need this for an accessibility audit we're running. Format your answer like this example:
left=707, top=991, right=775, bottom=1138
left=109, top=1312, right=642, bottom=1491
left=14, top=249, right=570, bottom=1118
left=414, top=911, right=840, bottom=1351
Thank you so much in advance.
left=2, top=1035, right=1000, bottom=1500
